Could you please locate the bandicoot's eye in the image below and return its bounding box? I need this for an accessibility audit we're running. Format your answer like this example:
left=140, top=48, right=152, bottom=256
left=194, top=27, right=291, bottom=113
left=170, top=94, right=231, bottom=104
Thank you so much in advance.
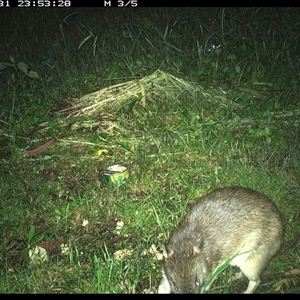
left=195, top=276, right=202, bottom=287
left=171, top=282, right=179, bottom=293
left=170, top=277, right=179, bottom=293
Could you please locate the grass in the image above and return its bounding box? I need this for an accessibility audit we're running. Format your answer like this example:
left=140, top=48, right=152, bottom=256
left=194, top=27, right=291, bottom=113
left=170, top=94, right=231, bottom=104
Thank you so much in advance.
left=0, top=7, right=299, bottom=293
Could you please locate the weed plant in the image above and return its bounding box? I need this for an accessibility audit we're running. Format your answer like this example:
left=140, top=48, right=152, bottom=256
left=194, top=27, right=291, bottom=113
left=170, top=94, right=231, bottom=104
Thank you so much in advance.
left=0, top=7, right=299, bottom=293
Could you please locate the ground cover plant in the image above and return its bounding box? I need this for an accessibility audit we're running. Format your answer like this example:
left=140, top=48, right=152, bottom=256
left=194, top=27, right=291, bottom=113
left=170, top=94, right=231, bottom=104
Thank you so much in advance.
left=0, top=7, right=299, bottom=293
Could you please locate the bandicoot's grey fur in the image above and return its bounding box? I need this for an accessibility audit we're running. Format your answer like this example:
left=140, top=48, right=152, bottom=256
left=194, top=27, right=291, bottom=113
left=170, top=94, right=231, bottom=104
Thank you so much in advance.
left=158, top=187, right=283, bottom=294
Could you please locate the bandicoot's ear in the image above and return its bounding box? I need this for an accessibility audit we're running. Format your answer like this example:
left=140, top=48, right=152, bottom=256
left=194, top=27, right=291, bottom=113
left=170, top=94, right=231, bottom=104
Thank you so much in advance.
left=160, top=243, right=174, bottom=259
left=193, top=238, right=204, bottom=255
